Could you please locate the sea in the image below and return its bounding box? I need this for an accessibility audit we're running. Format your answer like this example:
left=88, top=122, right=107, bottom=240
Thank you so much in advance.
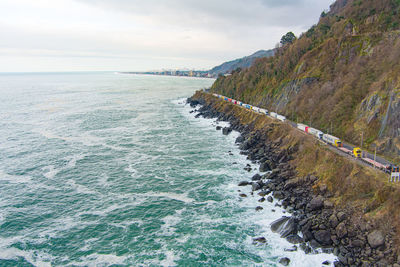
left=0, top=72, right=336, bottom=266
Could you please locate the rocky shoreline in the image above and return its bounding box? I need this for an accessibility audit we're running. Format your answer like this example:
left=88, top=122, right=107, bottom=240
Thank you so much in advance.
left=187, top=95, right=399, bottom=267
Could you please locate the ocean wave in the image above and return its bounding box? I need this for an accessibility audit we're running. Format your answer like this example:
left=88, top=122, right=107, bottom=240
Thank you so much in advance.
left=0, top=170, right=31, bottom=184
left=42, top=165, right=60, bottom=179
left=141, top=191, right=195, bottom=203
left=68, top=253, right=128, bottom=266
left=65, top=153, right=87, bottom=168
left=0, top=246, right=52, bottom=267
left=66, top=179, right=96, bottom=195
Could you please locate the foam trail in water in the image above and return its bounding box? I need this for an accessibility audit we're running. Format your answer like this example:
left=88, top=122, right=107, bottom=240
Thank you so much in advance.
left=0, top=170, right=31, bottom=184
left=141, top=191, right=195, bottom=203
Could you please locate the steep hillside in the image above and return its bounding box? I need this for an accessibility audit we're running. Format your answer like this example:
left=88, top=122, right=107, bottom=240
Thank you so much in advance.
left=211, top=0, right=400, bottom=163
left=209, top=49, right=275, bottom=77
left=190, top=91, right=400, bottom=264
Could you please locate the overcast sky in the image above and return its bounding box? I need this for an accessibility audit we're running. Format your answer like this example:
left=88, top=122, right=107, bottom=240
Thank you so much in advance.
left=0, top=0, right=334, bottom=72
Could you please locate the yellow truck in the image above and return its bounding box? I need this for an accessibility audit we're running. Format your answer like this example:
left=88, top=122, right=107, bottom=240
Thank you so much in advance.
left=353, top=147, right=362, bottom=158
left=338, top=146, right=362, bottom=158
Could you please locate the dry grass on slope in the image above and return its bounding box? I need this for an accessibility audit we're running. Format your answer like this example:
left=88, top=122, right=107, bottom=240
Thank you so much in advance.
left=195, top=91, right=400, bottom=248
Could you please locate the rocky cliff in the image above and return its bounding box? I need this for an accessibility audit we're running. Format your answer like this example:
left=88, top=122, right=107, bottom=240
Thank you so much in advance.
left=210, top=0, right=400, bottom=163
left=189, top=91, right=400, bottom=266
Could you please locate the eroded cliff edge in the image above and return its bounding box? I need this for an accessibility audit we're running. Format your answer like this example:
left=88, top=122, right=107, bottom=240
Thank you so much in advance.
left=189, top=91, right=400, bottom=266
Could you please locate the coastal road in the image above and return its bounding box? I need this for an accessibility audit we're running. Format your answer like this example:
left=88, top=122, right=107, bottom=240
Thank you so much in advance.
left=211, top=93, right=395, bottom=173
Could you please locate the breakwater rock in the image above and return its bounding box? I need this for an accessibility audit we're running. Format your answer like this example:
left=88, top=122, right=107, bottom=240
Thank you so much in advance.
left=187, top=93, right=399, bottom=266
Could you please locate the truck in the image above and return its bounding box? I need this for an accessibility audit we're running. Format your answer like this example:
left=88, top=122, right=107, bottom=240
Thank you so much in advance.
left=353, top=147, right=362, bottom=158
left=297, top=123, right=309, bottom=132
left=307, top=127, right=324, bottom=139
left=339, top=147, right=362, bottom=158
left=322, top=134, right=342, bottom=147
left=277, top=115, right=286, bottom=122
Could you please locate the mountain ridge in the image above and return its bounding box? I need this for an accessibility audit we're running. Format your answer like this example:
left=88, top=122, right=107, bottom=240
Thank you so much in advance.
left=210, top=0, right=400, bottom=163
left=208, top=49, right=275, bottom=77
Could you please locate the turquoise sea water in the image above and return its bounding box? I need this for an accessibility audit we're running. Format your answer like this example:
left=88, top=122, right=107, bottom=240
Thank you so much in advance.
left=0, top=72, right=335, bottom=266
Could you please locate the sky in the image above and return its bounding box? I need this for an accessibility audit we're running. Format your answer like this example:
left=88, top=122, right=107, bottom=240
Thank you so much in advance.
left=0, top=0, right=335, bottom=72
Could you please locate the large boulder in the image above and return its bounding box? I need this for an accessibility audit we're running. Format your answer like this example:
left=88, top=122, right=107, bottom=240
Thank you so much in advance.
left=307, top=196, right=324, bottom=211
left=259, top=161, right=271, bottom=172
left=271, top=216, right=290, bottom=232
left=251, top=174, right=262, bottom=181
left=252, top=182, right=261, bottom=191
left=222, top=127, right=232, bottom=135
left=273, top=191, right=285, bottom=200
left=336, top=222, right=347, bottom=239
left=239, top=140, right=252, bottom=150
left=284, top=179, right=298, bottom=190
left=286, top=234, right=303, bottom=244
left=329, top=214, right=339, bottom=228
left=314, top=230, right=332, bottom=246
left=238, top=181, right=249, bottom=186
left=284, top=245, right=298, bottom=252
left=351, top=239, right=365, bottom=248
left=367, top=230, right=385, bottom=248
left=235, top=135, right=245, bottom=143
left=280, top=217, right=298, bottom=238
left=336, top=211, right=347, bottom=222
left=279, top=257, right=291, bottom=266
left=271, top=217, right=298, bottom=238
left=253, top=237, right=267, bottom=244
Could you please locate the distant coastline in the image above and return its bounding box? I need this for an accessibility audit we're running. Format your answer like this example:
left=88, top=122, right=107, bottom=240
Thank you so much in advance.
left=119, top=70, right=215, bottom=79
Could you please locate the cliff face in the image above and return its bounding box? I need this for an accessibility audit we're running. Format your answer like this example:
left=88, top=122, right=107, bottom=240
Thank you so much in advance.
left=210, top=0, right=400, bottom=163
left=189, top=91, right=400, bottom=265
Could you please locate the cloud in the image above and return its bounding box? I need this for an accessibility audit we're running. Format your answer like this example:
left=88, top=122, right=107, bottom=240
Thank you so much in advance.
left=0, top=0, right=334, bottom=71
left=78, top=0, right=331, bottom=29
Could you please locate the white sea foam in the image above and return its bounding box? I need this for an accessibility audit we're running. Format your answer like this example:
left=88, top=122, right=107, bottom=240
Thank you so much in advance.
left=0, top=170, right=31, bottom=184
left=42, top=165, right=60, bottom=179
left=0, top=246, right=52, bottom=267
left=66, top=179, right=96, bottom=195
left=65, top=153, right=86, bottom=168
left=70, top=253, right=128, bottom=266
left=222, top=171, right=337, bottom=266
left=175, top=234, right=190, bottom=244
left=32, top=128, right=73, bottom=142
left=79, top=238, right=99, bottom=252
left=32, top=128, right=105, bottom=147
left=160, top=208, right=185, bottom=237
left=98, top=173, right=110, bottom=186
left=159, top=249, right=180, bottom=267
left=85, top=203, right=129, bottom=216
left=141, top=191, right=195, bottom=203
left=124, top=164, right=137, bottom=177
left=36, top=215, right=83, bottom=240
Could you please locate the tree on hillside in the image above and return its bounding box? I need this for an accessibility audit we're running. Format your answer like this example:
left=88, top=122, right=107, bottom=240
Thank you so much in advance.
left=280, top=32, right=296, bottom=46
